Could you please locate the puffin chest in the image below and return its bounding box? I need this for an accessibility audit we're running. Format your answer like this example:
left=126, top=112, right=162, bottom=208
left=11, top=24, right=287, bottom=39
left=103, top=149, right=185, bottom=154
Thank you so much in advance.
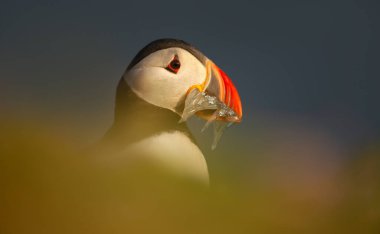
left=124, top=131, right=209, bottom=184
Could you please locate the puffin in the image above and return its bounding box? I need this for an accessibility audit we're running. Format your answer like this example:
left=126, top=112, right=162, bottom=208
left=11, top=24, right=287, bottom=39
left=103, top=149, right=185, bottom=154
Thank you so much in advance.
left=98, top=39, right=242, bottom=184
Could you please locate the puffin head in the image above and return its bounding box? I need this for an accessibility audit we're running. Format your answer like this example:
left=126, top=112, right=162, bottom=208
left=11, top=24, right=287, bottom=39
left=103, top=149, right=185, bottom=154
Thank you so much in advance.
left=121, top=39, right=242, bottom=123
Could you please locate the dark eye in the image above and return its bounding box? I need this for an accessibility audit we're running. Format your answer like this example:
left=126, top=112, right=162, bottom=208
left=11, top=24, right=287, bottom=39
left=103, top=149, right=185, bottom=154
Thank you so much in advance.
left=166, top=55, right=181, bottom=74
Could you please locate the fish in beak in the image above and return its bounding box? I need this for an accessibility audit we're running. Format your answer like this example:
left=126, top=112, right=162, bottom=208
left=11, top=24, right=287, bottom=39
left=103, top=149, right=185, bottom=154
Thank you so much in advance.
left=181, top=59, right=243, bottom=149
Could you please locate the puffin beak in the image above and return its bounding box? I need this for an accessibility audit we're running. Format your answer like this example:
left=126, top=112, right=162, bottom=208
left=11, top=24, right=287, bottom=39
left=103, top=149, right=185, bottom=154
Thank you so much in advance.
left=188, top=60, right=243, bottom=123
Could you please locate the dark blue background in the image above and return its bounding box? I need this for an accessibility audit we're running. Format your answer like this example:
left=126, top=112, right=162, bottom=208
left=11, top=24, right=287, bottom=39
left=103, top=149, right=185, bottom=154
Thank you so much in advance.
left=1, top=0, right=379, bottom=151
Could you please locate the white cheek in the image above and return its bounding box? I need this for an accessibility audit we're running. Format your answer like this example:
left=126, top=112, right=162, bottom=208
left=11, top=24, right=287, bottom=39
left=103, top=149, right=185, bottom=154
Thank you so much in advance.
left=178, top=59, right=206, bottom=91
left=124, top=47, right=207, bottom=113
left=126, top=68, right=183, bottom=111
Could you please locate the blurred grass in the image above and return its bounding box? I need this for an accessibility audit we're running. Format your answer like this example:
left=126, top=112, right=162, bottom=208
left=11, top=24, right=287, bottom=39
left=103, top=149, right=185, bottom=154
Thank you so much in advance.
left=0, top=117, right=379, bottom=234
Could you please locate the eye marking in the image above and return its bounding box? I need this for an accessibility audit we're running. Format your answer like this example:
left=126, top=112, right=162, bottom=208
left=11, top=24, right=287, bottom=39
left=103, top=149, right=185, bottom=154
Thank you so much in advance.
left=166, top=55, right=181, bottom=74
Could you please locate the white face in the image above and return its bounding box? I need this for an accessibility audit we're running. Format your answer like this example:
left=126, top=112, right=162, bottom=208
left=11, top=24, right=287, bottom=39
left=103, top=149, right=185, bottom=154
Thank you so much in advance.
left=123, top=47, right=206, bottom=113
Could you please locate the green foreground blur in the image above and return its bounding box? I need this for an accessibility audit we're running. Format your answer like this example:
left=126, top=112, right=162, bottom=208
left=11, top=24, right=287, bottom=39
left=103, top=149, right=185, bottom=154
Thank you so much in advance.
left=0, top=119, right=379, bottom=234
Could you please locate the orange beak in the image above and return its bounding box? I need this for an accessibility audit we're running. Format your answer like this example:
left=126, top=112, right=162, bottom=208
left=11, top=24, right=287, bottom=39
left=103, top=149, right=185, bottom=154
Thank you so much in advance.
left=189, top=60, right=243, bottom=123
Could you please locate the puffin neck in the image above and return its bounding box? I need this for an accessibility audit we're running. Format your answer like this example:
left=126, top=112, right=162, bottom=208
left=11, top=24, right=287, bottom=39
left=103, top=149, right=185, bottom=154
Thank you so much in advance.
left=107, top=79, right=191, bottom=145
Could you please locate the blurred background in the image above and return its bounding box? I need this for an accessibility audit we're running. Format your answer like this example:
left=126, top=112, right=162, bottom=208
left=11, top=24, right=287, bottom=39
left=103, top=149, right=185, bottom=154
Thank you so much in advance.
left=1, top=0, right=379, bottom=233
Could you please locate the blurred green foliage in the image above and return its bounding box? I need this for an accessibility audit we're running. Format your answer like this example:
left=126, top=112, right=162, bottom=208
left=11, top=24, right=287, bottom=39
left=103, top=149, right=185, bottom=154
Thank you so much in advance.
left=0, top=118, right=379, bottom=234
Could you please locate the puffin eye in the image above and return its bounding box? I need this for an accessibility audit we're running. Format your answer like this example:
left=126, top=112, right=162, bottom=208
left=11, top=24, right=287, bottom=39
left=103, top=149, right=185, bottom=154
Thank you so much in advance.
left=166, top=55, right=181, bottom=74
